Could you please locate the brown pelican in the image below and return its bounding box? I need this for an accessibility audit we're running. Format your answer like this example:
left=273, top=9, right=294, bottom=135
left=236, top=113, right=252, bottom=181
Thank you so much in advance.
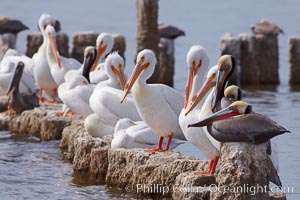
left=7, top=62, right=39, bottom=115
left=188, top=101, right=290, bottom=144
left=0, top=16, right=28, bottom=34
left=251, top=19, right=284, bottom=36
left=221, top=85, right=242, bottom=108
left=158, top=24, right=185, bottom=39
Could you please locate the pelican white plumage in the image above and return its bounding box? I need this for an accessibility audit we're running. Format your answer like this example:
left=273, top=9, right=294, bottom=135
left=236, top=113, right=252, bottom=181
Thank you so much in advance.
left=179, top=45, right=219, bottom=174
left=64, top=33, right=114, bottom=84
left=0, top=54, right=37, bottom=95
left=111, top=118, right=184, bottom=149
left=120, top=49, right=185, bottom=152
left=182, top=55, right=237, bottom=174
left=58, top=46, right=96, bottom=116
left=179, top=63, right=220, bottom=174
left=85, top=52, right=133, bottom=136
left=45, top=25, right=81, bottom=86
left=32, top=13, right=58, bottom=103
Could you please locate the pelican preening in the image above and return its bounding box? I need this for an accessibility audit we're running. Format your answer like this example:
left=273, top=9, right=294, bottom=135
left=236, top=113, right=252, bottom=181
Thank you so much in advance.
left=58, top=46, right=96, bottom=116
left=121, top=49, right=185, bottom=152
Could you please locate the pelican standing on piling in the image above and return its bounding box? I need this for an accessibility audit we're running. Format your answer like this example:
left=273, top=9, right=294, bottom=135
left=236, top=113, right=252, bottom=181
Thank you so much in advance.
left=32, top=13, right=58, bottom=103
left=121, top=49, right=185, bottom=152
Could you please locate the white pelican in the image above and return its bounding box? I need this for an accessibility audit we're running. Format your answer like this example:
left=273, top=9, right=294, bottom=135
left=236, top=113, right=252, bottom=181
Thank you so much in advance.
left=181, top=55, right=239, bottom=174
left=32, top=13, right=58, bottom=103
left=0, top=54, right=37, bottom=95
left=58, top=46, right=96, bottom=116
left=64, top=33, right=114, bottom=84
left=179, top=46, right=220, bottom=174
left=45, top=25, right=81, bottom=86
left=86, top=52, right=131, bottom=136
left=112, top=118, right=184, bottom=149
left=121, top=49, right=185, bottom=152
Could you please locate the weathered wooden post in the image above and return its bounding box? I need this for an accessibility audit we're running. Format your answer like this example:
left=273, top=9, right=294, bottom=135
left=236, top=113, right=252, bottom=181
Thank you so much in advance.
left=25, top=32, right=69, bottom=58
left=70, top=32, right=126, bottom=62
left=220, top=20, right=282, bottom=86
left=136, top=0, right=160, bottom=83
left=158, top=24, right=185, bottom=87
left=288, top=37, right=300, bottom=85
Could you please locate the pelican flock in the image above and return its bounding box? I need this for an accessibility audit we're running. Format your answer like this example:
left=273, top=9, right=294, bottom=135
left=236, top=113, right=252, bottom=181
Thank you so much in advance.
left=0, top=13, right=290, bottom=191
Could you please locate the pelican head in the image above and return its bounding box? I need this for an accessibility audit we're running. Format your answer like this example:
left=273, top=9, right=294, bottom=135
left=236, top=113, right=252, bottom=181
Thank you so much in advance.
left=120, top=49, right=157, bottom=103
left=82, top=46, right=97, bottom=83
left=211, top=55, right=235, bottom=111
left=184, top=65, right=218, bottom=116
left=188, top=101, right=252, bottom=128
left=66, top=76, right=89, bottom=90
left=105, top=52, right=126, bottom=90
left=91, top=33, right=114, bottom=71
left=39, top=13, right=55, bottom=31
left=224, top=85, right=242, bottom=100
left=184, top=45, right=209, bottom=109
left=45, top=25, right=61, bottom=68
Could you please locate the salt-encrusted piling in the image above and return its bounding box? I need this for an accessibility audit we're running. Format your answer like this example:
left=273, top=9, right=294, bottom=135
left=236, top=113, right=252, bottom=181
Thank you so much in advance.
left=288, top=37, right=300, bottom=85
left=136, top=0, right=160, bottom=84
left=220, top=20, right=282, bottom=86
left=70, top=32, right=126, bottom=62
left=0, top=96, right=286, bottom=199
left=25, top=32, right=69, bottom=58
left=210, top=143, right=286, bottom=200
left=0, top=103, right=72, bottom=140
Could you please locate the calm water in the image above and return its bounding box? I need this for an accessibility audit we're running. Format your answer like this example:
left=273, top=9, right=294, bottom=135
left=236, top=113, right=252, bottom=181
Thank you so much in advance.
left=0, top=0, right=300, bottom=199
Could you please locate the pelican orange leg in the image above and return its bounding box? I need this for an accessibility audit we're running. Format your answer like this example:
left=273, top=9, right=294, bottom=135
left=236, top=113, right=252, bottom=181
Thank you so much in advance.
left=145, top=136, right=164, bottom=153
left=194, top=157, right=219, bottom=175
left=164, top=133, right=174, bottom=151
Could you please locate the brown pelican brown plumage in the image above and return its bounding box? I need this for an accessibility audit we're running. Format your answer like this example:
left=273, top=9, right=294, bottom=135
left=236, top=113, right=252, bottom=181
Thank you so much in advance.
left=0, top=16, right=28, bottom=34
left=251, top=19, right=284, bottom=36
left=7, top=62, right=39, bottom=115
left=158, top=24, right=185, bottom=39
left=188, top=101, right=290, bottom=144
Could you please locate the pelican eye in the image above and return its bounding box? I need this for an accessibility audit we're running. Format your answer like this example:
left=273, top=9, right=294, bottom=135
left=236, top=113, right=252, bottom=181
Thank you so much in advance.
left=83, top=80, right=88, bottom=84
